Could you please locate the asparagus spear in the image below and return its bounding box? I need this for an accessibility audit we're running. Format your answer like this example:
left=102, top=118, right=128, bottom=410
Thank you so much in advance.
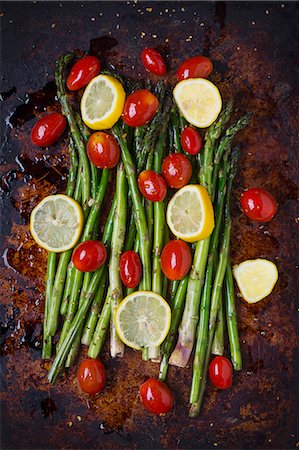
left=42, top=253, right=57, bottom=359
left=189, top=153, right=230, bottom=404
left=46, top=140, right=80, bottom=336
left=112, top=123, right=151, bottom=292
left=169, top=102, right=233, bottom=367
left=48, top=187, right=116, bottom=382
left=110, top=163, right=127, bottom=358
left=88, top=288, right=111, bottom=359
left=56, top=169, right=110, bottom=344
left=159, top=275, right=189, bottom=380
left=225, top=259, right=242, bottom=370
left=55, top=53, right=91, bottom=218
left=211, top=292, right=224, bottom=355
left=170, top=107, right=182, bottom=153
left=189, top=147, right=239, bottom=417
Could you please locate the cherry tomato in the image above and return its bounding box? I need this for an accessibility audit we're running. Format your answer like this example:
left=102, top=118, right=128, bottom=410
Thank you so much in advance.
left=31, top=112, right=67, bottom=147
left=87, top=132, right=120, bottom=169
left=120, top=250, right=142, bottom=288
left=141, top=48, right=166, bottom=76
left=122, top=89, right=159, bottom=127
left=240, top=188, right=278, bottom=222
left=138, top=170, right=167, bottom=202
left=177, top=55, right=213, bottom=81
left=181, top=127, right=203, bottom=155
left=77, top=358, right=106, bottom=394
left=161, top=153, right=192, bottom=189
left=161, top=239, right=192, bottom=280
left=72, top=240, right=107, bottom=272
left=209, top=356, right=233, bottom=390
left=140, top=378, right=174, bottom=415
left=67, top=56, right=101, bottom=91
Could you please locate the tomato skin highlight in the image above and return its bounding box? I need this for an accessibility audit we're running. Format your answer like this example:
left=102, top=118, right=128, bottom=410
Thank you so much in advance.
left=181, top=127, right=203, bottom=155
left=122, top=89, right=159, bottom=127
left=72, top=240, right=107, bottom=272
left=141, top=48, right=166, bottom=76
left=31, top=113, right=67, bottom=147
left=77, top=359, right=106, bottom=394
left=87, top=132, right=120, bottom=169
left=140, top=378, right=174, bottom=415
left=177, top=55, right=213, bottom=81
left=138, top=170, right=167, bottom=202
left=209, top=356, right=233, bottom=390
left=240, top=188, right=278, bottom=222
left=67, top=56, right=101, bottom=91
left=161, top=153, right=192, bottom=189
left=161, top=239, right=192, bottom=280
left=120, top=251, right=142, bottom=288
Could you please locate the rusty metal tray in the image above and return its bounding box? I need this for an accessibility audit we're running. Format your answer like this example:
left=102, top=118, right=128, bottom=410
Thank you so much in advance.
left=1, top=1, right=298, bottom=449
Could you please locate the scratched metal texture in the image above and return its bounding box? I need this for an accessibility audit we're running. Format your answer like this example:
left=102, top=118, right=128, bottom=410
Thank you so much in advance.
left=0, top=1, right=298, bottom=449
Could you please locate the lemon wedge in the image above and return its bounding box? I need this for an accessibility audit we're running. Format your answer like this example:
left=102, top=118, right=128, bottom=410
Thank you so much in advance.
left=30, top=194, right=83, bottom=252
left=233, top=258, right=278, bottom=304
left=166, top=184, right=214, bottom=243
left=115, top=291, right=171, bottom=350
left=173, top=78, right=222, bottom=128
left=81, top=74, right=126, bottom=130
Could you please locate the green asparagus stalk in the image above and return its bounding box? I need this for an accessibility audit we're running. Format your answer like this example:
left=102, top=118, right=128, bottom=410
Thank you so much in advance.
left=225, top=259, right=242, bottom=370
left=189, top=153, right=230, bottom=402
left=169, top=103, right=233, bottom=367
left=211, top=292, right=224, bottom=355
left=46, top=141, right=80, bottom=335
left=55, top=53, right=90, bottom=218
left=48, top=187, right=116, bottom=382
left=112, top=123, right=151, bottom=292
left=42, top=252, right=57, bottom=359
left=57, top=169, right=110, bottom=346
left=110, top=163, right=127, bottom=358
left=189, top=147, right=239, bottom=417
left=170, top=107, right=182, bottom=153
left=159, top=275, right=189, bottom=380
left=81, top=268, right=108, bottom=346
left=88, top=288, right=111, bottom=359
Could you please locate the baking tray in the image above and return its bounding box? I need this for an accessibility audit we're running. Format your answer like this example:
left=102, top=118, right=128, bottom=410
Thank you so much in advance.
left=1, top=1, right=298, bottom=449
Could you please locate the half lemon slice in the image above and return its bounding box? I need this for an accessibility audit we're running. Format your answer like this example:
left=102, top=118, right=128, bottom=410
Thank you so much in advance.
left=115, top=291, right=171, bottom=350
left=166, top=184, right=214, bottom=243
left=233, top=258, right=279, bottom=304
left=30, top=194, right=83, bottom=252
left=81, top=74, right=126, bottom=130
left=173, top=78, right=222, bottom=128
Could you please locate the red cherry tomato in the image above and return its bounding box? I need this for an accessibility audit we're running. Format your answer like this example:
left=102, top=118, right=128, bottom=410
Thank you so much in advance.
left=240, top=188, right=278, bottom=222
left=138, top=170, right=167, bottom=202
left=181, top=127, right=203, bottom=155
left=177, top=55, right=213, bottom=81
left=161, top=239, right=192, bottom=280
left=77, top=358, right=106, bottom=394
left=67, top=56, right=101, bottom=91
left=119, top=250, right=142, bottom=288
left=72, top=240, right=107, bottom=272
left=161, top=153, right=192, bottom=189
left=31, top=112, right=67, bottom=147
left=141, top=48, right=166, bottom=76
left=140, top=378, right=174, bottom=415
left=87, top=132, right=120, bottom=169
left=209, top=356, right=233, bottom=390
left=122, top=89, right=159, bottom=127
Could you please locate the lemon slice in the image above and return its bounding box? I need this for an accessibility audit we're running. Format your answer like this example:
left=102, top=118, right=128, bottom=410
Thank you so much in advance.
left=81, top=74, right=126, bottom=130
left=166, top=184, right=214, bottom=243
left=173, top=78, right=222, bottom=128
left=233, top=259, right=278, bottom=304
left=115, top=291, right=171, bottom=350
left=30, top=194, right=83, bottom=252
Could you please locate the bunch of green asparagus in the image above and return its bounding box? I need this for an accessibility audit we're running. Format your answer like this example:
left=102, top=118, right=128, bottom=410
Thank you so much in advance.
left=42, top=52, right=250, bottom=417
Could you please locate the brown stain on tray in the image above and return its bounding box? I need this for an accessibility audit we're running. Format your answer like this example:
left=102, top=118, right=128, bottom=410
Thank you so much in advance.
left=0, top=2, right=298, bottom=449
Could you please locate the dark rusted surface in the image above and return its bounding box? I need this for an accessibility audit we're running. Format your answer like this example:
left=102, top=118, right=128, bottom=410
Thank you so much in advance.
left=1, top=1, right=298, bottom=449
